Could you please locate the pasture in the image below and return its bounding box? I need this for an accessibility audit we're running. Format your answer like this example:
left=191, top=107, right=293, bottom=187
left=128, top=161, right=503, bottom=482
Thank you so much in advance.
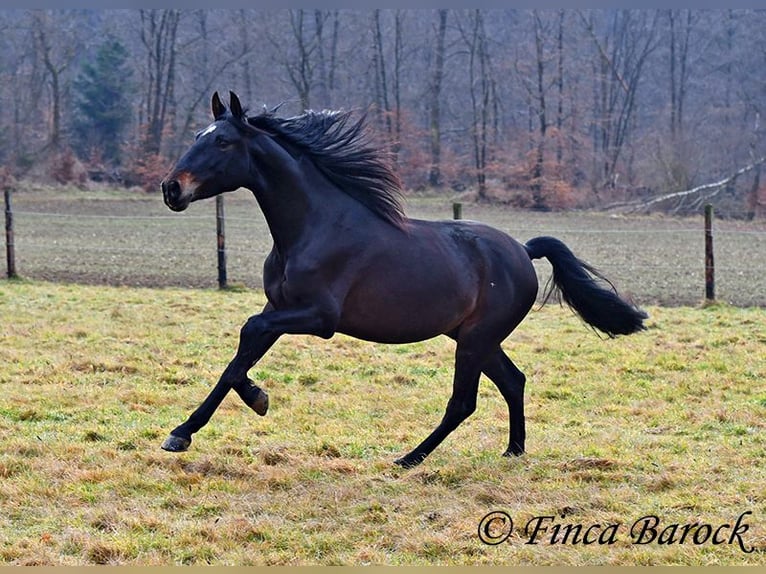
left=0, top=185, right=765, bottom=565
left=7, top=183, right=766, bottom=306
left=0, top=281, right=764, bottom=565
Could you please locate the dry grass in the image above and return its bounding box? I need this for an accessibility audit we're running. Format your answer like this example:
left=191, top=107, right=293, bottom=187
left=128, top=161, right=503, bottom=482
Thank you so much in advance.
left=0, top=280, right=764, bottom=565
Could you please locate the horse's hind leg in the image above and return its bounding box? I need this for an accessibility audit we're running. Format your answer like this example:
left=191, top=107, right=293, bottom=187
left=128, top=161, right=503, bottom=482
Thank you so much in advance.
left=482, top=348, right=526, bottom=456
left=394, top=344, right=483, bottom=468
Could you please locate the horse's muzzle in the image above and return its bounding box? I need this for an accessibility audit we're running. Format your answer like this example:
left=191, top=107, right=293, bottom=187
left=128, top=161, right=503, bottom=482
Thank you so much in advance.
left=161, top=179, right=189, bottom=212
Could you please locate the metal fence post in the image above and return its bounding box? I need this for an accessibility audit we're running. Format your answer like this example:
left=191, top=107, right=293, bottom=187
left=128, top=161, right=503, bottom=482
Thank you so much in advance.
left=4, top=181, right=16, bottom=279
left=216, top=194, right=227, bottom=289
left=704, top=203, right=715, bottom=302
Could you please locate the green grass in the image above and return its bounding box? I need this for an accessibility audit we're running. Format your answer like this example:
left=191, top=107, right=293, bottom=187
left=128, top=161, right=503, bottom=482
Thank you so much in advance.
left=0, top=280, right=764, bottom=565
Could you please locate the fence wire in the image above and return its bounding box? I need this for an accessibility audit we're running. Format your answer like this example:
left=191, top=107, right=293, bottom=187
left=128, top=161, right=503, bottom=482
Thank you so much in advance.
left=4, top=200, right=766, bottom=308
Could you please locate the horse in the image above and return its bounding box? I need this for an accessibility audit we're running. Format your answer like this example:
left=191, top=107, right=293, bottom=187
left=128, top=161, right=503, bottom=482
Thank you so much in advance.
left=159, top=91, right=647, bottom=468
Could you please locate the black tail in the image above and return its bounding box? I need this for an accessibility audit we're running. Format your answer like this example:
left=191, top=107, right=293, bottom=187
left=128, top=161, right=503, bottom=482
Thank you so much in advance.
left=525, top=236, right=647, bottom=337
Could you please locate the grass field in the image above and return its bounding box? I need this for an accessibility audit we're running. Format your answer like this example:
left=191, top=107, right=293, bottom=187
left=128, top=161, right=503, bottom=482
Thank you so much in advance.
left=8, top=183, right=766, bottom=306
left=0, top=279, right=764, bottom=565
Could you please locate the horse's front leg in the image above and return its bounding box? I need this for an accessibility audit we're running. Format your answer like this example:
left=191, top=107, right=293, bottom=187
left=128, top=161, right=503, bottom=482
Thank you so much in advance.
left=160, top=304, right=338, bottom=452
left=160, top=320, right=278, bottom=452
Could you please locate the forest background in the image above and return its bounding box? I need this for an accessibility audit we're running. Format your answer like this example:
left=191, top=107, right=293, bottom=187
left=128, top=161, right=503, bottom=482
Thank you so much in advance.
left=3, top=9, right=765, bottom=217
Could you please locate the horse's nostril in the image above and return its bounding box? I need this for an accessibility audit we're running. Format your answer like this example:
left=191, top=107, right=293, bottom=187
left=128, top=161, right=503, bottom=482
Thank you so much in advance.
left=161, top=179, right=189, bottom=211
left=162, top=179, right=181, bottom=198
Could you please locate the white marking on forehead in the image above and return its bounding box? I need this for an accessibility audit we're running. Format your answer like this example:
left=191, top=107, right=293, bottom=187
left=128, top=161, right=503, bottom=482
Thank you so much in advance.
left=200, top=124, right=217, bottom=137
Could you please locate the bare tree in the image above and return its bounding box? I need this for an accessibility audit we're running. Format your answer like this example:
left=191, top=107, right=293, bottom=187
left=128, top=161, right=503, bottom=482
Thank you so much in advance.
left=372, top=10, right=393, bottom=141
left=171, top=11, right=253, bottom=155
left=580, top=10, right=659, bottom=193
left=370, top=10, right=405, bottom=160
left=30, top=10, right=82, bottom=150
left=313, top=10, right=340, bottom=107
left=428, top=9, right=448, bottom=188
left=458, top=10, right=497, bottom=200
left=667, top=10, right=693, bottom=139
left=530, top=11, right=551, bottom=209
left=286, top=9, right=315, bottom=110
left=138, top=9, right=180, bottom=155
left=266, top=9, right=341, bottom=111
left=392, top=10, right=404, bottom=159
left=288, top=10, right=313, bottom=109
left=515, top=10, right=570, bottom=209
left=237, top=10, right=254, bottom=102
left=664, top=10, right=695, bottom=190
left=555, top=10, right=566, bottom=165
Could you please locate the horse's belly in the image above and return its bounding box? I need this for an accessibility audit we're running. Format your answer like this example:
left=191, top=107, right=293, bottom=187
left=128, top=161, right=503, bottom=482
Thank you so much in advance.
left=337, top=319, right=446, bottom=344
left=337, top=270, right=474, bottom=344
left=337, top=317, right=453, bottom=345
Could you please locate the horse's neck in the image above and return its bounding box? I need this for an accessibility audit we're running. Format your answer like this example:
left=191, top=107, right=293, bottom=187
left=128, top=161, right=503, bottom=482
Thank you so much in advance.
left=249, top=158, right=362, bottom=257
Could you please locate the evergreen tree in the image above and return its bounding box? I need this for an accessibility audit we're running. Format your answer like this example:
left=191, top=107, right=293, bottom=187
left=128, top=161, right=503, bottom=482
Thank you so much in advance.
left=72, top=37, right=132, bottom=166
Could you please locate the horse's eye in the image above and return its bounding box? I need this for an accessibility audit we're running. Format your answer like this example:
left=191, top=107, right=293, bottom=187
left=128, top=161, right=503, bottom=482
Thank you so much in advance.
left=215, top=135, right=232, bottom=148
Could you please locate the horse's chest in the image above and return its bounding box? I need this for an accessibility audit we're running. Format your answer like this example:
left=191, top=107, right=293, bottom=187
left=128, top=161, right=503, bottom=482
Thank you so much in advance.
left=262, top=250, right=339, bottom=309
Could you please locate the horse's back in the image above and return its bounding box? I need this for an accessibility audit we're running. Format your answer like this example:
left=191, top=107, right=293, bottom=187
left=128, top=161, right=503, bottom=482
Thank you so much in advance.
left=411, top=218, right=537, bottom=287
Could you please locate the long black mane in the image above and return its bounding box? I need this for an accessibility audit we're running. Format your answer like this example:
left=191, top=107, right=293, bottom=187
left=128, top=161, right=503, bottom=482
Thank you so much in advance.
left=249, top=109, right=406, bottom=228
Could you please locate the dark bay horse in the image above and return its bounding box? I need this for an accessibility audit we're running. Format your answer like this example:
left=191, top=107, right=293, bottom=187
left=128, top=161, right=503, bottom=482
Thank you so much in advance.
left=160, top=91, right=647, bottom=468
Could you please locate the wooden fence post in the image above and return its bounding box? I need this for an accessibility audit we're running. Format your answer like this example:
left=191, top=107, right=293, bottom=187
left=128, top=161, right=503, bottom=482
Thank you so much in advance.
left=452, top=202, right=462, bottom=220
left=704, top=203, right=715, bottom=302
left=3, top=176, right=16, bottom=279
left=216, top=194, right=227, bottom=289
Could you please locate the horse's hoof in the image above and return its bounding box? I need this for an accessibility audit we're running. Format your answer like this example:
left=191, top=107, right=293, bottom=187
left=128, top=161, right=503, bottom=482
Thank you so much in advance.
left=502, top=448, right=524, bottom=457
left=249, top=388, right=269, bottom=416
left=394, top=454, right=424, bottom=469
left=238, top=381, right=269, bottom=416
left=161, top=434, right=191, bottom=452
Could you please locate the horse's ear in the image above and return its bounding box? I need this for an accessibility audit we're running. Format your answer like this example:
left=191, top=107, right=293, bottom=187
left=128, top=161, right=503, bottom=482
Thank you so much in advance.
left=229, top=91, right=244, bottom=120
left=212, top=92, right=226, bottom=120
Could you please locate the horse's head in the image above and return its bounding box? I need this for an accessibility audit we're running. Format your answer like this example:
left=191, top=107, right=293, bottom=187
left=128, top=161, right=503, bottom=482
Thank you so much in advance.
left=161, top=91, right=252, bottom=212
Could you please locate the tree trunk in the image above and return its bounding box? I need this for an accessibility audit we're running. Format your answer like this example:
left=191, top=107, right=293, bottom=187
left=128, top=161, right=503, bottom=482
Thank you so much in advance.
left=428, top=9, right=448, bottom=188
left=139, top=9, right=180, bottom=156
left=668, top=10, right=692, bottom=139
left=328, top=11, right=340, bottom=100
left=31, top=11, right=68, bottom=150
left=463, top=10, right=492, bottom=201
left=288, top=9, right=312, bottom=110
left=747, top=163, right=761, bottom=221
left=372, top=10, right=393, bottom=143
left=392, top=10, right=404, bottom=162
left=556, top=10, right=566, bottom=166
left=238, top=10, right=253, bottom=101
left=667, top=9, right=694, bottom=190
left=530, top=11, right=549, bottom=210
left=314, top=10, right=330, bottom=106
